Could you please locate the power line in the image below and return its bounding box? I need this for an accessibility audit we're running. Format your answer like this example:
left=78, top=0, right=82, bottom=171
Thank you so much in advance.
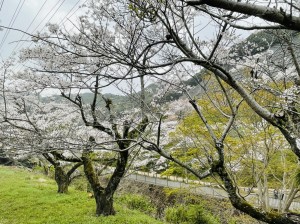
left=0, top=0, right=22, bottom=49
left=31, top=0, right=66, bottom=34
left=8, top=0, right=48, bottom=58
left=46, top=0, right=68, bottom=25
left=58, top=0, right=82, bottom=26
left=11, top=0, right=64, bottom=72
left=0, top=0, right=26, bottom=50
left=0, top=0, right=5, bottom=11
left=23, top=0, right=84, bottom=46
left=10, top=0, right=26, bottom=28
left=14, top=0, right=85, bottom=73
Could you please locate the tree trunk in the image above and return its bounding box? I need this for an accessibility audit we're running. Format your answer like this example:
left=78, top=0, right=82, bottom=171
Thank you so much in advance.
left=82, top=148, right=117, bottom=216
left=215, top=165, right=297, bottom=223
left=263, top=172, right=270, bottom=212
left=284, top=187, right=299, bottom=212
left=95, top=190, right=115, bottom=216
left=212, top=143, right=298, bottom=224
left=43, top=153, right=82, bottom=194
left=55, top=165, right=69, bottom=194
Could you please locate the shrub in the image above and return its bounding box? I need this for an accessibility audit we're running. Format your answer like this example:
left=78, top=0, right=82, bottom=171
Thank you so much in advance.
left=118, top=194, right=155, bottom=215
left=71, top=177, right=87, bottom=191
left=165, top=204, right=220, bottom=224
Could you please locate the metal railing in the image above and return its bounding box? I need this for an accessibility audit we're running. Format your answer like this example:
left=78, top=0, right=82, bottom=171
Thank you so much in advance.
left=124, top=171, right=300, bottom=211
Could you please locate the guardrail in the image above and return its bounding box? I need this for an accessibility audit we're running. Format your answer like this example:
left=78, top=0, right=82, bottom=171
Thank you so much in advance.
left=124, top=171, right=300, bottom=211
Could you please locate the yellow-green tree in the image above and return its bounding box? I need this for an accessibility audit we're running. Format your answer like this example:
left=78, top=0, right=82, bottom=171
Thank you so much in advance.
left=163, top=76, right=299, bottom=212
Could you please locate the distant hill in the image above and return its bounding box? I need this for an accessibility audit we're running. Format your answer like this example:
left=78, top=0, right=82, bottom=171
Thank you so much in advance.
left=43, top=30, right=299, bottom=111
left=42, top=71, right=206, bottom=113
left=231, top=29, right=299, bottom=58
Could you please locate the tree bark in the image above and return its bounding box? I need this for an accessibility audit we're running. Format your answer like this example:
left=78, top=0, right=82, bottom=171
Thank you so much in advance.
left=95, top=190, right=115, bottom=216
left=212, top=143, right=298, bottom=224
left=42, top=153, right=69, bottom=194
left=214, top=165, right=297, bottom=224
left=186, top=0, right=300, bottom=31
left=55, top=165, right=70, bottom=193
left=284, top=187, right=299, bottom=212
left=82, top=148, right=119, bottom=216
left=43, top=153, right=82, bottom=194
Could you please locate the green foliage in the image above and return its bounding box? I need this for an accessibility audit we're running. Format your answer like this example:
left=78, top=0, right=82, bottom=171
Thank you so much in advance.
left=165, top=204, right=220, bottom=224
left=267, top=149, right=299, bottom=188
left=118, top=194, right=155, bottom=215
left=164, top=76, right=297, bottom=189
left=161, top=163, right=186, bottom=177
left=0, top=166, right=163, bottom=224
left=70, top=176, right=87, bottom=191
left=163, top=80, right=239, bottom=178
left=128, top=1, right=157, bottom=22
left=163, top=188, right=220, bottom=224
left=295, top=169, right=300, bottom=186
left=228, top=215, right=258, bottom=224
left=163, top=188, right=203, bottom=206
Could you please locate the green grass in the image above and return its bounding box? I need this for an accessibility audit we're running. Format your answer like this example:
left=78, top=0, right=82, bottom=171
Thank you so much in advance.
left=0, top=166, right=164, bottom=224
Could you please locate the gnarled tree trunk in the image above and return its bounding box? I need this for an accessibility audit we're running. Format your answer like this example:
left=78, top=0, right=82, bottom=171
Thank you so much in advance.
left=82, top=145, right=129, bottom=216
left=95, top=189, right=115, bottom=216
left=43, top=153, right=82, bottom=194
left=212, top=143, right=298, bottom=224
left=55, top=165, right=70, bottom=193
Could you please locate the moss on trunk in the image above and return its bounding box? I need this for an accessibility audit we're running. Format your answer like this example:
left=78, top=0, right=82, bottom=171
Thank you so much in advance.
left=55, top=166, right=69, bottom=194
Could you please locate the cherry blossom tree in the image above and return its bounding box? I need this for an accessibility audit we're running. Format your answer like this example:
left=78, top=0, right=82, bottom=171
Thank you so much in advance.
left=13, top=14, right=151, bottom=215
left=0, top=57, right=150, bottom=215
left=0, top=69, right=85, bottom=194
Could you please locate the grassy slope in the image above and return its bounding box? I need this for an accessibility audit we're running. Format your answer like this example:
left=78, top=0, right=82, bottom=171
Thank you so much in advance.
left=0, top=166, right=163, bottom=224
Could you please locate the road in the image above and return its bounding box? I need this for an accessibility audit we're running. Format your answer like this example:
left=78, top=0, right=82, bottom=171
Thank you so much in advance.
left=124, top=171, right=300, bottom=211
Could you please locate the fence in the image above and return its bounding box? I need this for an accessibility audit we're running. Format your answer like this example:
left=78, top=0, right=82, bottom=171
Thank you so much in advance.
left=124, top=171, right=300, bottom=211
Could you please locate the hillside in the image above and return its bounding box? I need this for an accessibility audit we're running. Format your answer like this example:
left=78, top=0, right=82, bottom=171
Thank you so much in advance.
left=0, top=166, right=262, bottom=224
left=0, top=166, right=163, bottom=224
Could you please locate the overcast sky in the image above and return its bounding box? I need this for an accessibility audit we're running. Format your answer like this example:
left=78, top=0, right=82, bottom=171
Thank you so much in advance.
left=0, top=0, right=86, bottom=60
left=0, top=1, right=251, bottom=96
left=0, top=0, right=92, bottom=95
